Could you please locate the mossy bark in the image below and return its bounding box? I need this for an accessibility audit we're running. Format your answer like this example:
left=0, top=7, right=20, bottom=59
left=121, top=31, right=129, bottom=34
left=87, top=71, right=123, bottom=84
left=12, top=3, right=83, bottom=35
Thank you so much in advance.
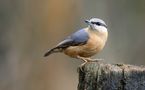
left=78, top=62, right=145, bottom=90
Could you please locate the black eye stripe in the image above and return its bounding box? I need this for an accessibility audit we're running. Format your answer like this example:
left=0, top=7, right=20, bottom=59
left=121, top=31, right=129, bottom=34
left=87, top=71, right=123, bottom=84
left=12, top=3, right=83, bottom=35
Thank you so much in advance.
left=91, top=22, right=107, bottom=27
left=91, top=22, right=101, bottom=25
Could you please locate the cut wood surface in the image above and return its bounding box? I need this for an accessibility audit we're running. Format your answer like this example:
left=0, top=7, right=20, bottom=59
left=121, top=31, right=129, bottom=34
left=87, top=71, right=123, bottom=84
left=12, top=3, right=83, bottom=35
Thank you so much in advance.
left=78, top=62, right=145, bottom=90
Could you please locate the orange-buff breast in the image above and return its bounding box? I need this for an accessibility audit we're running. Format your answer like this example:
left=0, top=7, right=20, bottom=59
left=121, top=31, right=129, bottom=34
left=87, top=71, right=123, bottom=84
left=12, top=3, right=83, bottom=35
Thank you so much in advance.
left=64, top=32, right=106, bottom=58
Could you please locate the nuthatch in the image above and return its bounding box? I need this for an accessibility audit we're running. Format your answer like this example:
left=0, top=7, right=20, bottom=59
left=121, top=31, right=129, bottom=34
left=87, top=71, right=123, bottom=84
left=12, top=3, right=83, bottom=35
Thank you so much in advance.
left=44, top=18, right=108, bottom=64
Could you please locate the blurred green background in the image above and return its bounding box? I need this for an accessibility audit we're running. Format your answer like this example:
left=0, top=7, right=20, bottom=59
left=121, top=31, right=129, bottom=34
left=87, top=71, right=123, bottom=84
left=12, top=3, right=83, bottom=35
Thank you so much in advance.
left=0, top=0, right=145, bottom=90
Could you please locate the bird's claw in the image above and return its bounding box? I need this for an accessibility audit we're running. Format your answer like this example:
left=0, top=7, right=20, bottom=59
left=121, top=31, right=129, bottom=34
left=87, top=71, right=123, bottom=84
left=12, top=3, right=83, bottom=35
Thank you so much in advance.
left=77, top=56, right=104, bottom=72
left=89, top=58, right=104, bottom=62
left=79, top=61, right=87, bottom=72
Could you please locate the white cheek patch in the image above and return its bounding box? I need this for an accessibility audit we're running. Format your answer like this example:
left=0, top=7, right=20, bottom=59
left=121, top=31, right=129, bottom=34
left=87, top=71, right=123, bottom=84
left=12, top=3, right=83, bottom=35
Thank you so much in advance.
left=95, top=26, right=107, bottom=33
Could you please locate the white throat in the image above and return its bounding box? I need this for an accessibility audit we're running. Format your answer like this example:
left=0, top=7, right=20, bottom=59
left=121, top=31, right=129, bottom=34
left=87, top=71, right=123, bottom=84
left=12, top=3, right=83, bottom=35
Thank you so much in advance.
left=97, top=26, right=108, bottom=33
left=88, top=26, right=108, bottom=33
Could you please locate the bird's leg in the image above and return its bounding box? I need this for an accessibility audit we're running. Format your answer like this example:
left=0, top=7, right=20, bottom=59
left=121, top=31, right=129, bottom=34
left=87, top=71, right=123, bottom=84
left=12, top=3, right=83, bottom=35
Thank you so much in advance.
left=76, top=56, right=88, bottom=72
left=85, top=58, right=104, bottom=62
left=76, top=56, right=104, bottom=72
left=76, top=56, right=88, bottom=62
left=77, top=56, right=104, bottom=63
left=77, top=56, right=103, bottom=62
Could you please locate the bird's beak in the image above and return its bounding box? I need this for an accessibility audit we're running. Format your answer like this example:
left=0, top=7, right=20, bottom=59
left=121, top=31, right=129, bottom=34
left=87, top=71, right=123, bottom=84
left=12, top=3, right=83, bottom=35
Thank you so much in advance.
left=85, top=20, right=91, bottom=25
left=85, top=20, right=94, bottom=29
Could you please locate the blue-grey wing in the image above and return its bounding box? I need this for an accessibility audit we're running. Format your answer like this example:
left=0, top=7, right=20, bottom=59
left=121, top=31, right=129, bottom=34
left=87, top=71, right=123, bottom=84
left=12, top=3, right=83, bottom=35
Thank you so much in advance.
left=56, top=29, right=89, bottom=48
left=44, top=29, right=89, bottom=57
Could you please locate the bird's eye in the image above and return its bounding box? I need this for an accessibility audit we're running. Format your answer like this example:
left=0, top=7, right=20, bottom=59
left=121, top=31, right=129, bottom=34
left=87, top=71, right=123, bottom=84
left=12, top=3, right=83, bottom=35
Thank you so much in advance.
left=91, top=22, right=101, bottom=26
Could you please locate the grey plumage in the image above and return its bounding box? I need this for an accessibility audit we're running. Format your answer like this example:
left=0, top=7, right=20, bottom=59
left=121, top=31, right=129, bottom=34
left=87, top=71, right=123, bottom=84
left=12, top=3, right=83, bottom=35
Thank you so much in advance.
left=44, top=29, right=89, bottom=57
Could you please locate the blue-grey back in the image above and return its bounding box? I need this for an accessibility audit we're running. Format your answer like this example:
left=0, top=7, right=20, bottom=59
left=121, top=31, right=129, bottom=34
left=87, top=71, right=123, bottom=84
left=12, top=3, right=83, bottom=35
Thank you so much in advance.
left=70, top=29, right=89, bottom=43
left=56, top=28, right=89, bottom=49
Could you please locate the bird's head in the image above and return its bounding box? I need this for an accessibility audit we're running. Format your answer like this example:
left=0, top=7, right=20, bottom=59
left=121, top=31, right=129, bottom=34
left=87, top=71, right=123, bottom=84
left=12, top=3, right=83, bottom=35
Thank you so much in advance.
left=85, top=18, right=107, bottom=33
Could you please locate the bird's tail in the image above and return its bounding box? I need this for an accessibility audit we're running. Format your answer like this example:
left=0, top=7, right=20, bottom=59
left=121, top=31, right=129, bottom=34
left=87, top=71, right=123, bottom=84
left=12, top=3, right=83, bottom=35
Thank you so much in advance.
left=44, top=47, right=62, bottom=57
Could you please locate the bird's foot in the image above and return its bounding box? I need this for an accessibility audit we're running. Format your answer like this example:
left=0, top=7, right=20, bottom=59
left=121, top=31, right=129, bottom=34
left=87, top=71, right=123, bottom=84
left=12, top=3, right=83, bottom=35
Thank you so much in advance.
left=78, top=61, right=87, bottom=72
left=77, top=56, right=104, bottom=72
left=85, top=58, right=104, bottom=62
left=77, top=56, right=104, bottom=62
left=76, top=56, right=88, bottom=62
left=89, top=58, right=104, bottom=62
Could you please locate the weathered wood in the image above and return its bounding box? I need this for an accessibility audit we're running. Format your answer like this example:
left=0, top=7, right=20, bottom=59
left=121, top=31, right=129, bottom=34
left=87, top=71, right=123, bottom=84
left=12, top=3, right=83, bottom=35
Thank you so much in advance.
left=78, top=62, right=145, bottom=90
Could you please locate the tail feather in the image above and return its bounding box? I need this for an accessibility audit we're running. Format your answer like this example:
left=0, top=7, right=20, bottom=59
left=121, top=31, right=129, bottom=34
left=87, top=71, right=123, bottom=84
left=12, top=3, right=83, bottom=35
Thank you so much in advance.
left=44, top=49, right=53, bottom=57
left=44, top=47, right=62, bottom=57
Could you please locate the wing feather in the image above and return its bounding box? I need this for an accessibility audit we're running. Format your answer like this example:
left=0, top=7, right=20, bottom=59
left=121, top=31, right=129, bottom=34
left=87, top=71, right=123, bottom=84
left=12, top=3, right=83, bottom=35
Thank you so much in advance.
left=44, top=29, right=89, bottom=57
left=56, top=29, right=89, bottom=48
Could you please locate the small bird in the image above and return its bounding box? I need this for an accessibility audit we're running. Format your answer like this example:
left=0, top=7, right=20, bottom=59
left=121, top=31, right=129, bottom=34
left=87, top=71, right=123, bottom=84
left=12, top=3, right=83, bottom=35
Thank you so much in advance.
left=44, top=18, right=108, bottom=64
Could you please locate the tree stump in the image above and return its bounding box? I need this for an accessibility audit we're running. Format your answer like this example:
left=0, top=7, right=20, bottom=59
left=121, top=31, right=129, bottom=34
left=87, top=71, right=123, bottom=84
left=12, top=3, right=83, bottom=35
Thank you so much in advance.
left=78, top=62, right=145, bottom=90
